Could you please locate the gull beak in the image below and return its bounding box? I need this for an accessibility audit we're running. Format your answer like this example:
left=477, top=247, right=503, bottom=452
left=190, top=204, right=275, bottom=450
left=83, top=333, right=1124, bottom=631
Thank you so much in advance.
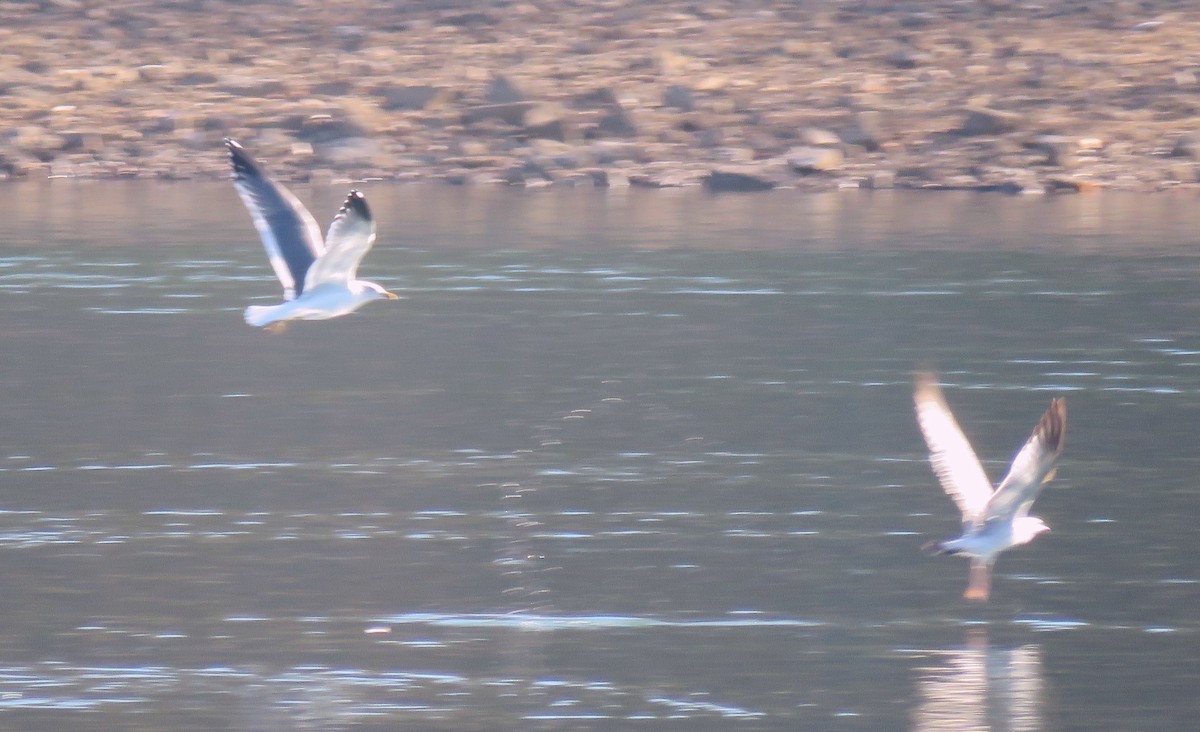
left=383, top=291, right=400, bottom=300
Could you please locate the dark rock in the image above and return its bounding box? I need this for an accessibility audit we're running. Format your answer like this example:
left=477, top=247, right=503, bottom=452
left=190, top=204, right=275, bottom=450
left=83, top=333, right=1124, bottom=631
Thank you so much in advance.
left=485, top=74, right=525, bottom=104
left=176, top=71, right=218, bottom=86
left=676, top=111, right=714, bottom=133
left=595, top=107, right=638, bottom=137
left=60, top=130, right=106, bottom=153
left=586, top=168, right=629, bottom=187
left=311, top=80, right=355, bottom=97
left=663, top=84, right=695, bottom=112
left=862, top=170, right=895, bottom=189
left=336, top=25, right=366, bottom=52
left=375, top=84, right=449, bottom=111
left=572, top=87, right=620, bottom=110
left=1170, top=131, right=1200, bottom=160
left=1045, top=175, right=1097, bottom=192
left=704, top=169, right=777, bottom=192
left=439, top=11, right=498, bottom=27
left=884, top=47, right=925, bottom=69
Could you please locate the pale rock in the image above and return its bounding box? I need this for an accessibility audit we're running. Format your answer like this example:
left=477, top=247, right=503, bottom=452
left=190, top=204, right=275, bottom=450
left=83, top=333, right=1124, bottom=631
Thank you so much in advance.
left=786, top=145, right=844, bottom=174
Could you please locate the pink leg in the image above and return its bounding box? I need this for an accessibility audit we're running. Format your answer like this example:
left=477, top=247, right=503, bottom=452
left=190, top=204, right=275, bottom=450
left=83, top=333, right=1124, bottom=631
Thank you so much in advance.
left=964, top=560, right=992, bottom=602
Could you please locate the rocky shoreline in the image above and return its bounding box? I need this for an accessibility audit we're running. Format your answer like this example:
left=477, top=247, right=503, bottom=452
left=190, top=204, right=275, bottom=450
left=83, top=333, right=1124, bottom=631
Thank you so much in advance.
left=5, top=0, right=1200, bottom=192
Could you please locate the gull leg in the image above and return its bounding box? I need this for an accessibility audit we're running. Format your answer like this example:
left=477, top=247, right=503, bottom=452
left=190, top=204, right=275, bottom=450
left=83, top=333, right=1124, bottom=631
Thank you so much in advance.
left=964, top=559, right=992, bottom=602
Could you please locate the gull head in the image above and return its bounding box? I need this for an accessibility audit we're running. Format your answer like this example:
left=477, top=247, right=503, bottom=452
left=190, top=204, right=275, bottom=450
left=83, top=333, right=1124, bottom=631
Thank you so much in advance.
left=1013, top=516, right=1050, bottom=546
left=362, top=281, right=400, bottom=301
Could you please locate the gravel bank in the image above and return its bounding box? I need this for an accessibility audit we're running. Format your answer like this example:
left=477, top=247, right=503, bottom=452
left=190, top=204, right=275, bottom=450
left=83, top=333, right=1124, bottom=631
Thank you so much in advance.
left=4, top=0, right=1200, bottom=192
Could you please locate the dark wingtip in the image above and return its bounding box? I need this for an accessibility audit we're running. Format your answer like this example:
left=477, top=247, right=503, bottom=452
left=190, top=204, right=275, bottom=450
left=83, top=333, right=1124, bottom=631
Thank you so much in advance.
left=225, top=138, right=261, bottom=180
left=1039, top=397, right=1067, bottom=453
left=340, top=189, right=372, bottom=219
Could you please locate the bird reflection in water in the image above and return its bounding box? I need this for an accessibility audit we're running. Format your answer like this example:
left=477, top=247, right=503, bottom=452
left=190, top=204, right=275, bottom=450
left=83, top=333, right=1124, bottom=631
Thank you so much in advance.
left=912, top=630, right=1043, bottom=731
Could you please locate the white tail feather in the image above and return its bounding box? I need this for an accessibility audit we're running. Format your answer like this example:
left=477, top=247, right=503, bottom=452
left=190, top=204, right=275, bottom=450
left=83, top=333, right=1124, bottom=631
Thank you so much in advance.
left=244, top=304, right=283, bottom=327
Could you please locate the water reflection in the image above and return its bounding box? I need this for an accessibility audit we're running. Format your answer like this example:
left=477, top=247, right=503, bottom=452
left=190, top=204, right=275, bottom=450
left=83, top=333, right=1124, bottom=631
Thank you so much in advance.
left=912, top=630, right=1043, bottom=732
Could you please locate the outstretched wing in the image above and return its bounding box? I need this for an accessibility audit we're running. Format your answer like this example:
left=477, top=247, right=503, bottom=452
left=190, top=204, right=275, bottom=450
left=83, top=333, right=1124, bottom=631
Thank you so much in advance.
left=226, top=138, right=324, bottom=299
left=984, top=398, right=1066, bottom=522
left=304, top=190, right=377, bottom=291
left=914, top=372, right=994, bottom=525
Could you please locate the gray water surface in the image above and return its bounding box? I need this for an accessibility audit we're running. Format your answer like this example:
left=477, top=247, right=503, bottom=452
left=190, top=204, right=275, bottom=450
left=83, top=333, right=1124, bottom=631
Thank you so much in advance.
left=0, top=184, right=1197, bottom=730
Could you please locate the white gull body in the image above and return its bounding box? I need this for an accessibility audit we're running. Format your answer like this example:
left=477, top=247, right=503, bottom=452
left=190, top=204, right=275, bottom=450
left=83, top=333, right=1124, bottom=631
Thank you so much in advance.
left=914, top=372, right=1066, bottom=601
left=225, top=138, right=397, bottom=328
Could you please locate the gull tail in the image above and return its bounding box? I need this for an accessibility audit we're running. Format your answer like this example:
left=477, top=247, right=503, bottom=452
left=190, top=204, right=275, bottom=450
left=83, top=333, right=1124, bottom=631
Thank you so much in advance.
left=244, top=304, right=285, bottom=328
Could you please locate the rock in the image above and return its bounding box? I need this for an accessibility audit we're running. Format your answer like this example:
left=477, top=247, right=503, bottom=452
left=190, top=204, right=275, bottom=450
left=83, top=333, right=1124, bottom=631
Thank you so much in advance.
left=136, top=64, right=167, bottom=82
left=60, top=130, right=106, bottom=153
left=175, top=71, right=218, bottom=86
left=297, top=115, right=370, bottom=144
left=0, top=149, right=42, bottom=177
left=219, top=76, right=287, bottom=97
left=311, top=80, right=355, bottom=97
left=862, top=170, right=895, bottom=189
left=663, top=84, right=695, bottom=112
left=594, top=107, right=638, bottom=138
left=786, top=145, right=844, bottom=174
left=1026, top=134, right=1078, bottom=167
left=959, top=104, right=1024, bottom=136
left=462, top=102, right=533, bottom=127
left=1045, top=175, right=1097, bottom=193
left=840, top=111, right=886, bottom=151
left=9, top=126, right=65, bottom=160
left=586, top=168, right=629, bottom=187
left=800, top=127, right=841, bottom=147
left=704, top=169, right=777, bottom=192
left=694, top=75, right=729, bottom=93
left=1170, top=131, right=1200, bottom=160
left=374, top=84, right=450, bottom=111
left=485, top=74, right=525, bottom=104
left=336, top=25, right=366, bottom=52
left=1167, top=162, right=1197, bottom=182
left=884, top=47, right=925, bottom=69
left=524, top=102, right=573, bottom=141
left=572, top=87, right=620, bottom=110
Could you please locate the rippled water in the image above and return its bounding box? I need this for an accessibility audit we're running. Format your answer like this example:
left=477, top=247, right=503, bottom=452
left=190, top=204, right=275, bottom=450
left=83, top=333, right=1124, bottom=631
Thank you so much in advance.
left=0, top=183, right=1197, bottom=730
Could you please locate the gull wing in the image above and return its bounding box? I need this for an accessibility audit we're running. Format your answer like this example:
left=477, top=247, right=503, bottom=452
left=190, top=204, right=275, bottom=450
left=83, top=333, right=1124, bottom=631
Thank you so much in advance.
left=983, top=398, right=1066, bottom=522
left=304, top=190, right=377, bottom=290
left=914, top=372, right=995, bottom=525
left=226, top=138, right=325, bottom=300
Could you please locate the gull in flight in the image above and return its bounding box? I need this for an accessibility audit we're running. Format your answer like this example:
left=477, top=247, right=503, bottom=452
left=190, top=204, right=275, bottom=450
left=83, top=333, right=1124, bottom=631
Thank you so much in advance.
left=914, top=372, right=1066, bottom=601
left=225, top=138, right=397, bottom=329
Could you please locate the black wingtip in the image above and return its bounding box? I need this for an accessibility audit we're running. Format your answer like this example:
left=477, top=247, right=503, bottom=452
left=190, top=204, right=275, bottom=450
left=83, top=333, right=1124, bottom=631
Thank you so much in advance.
left=1038, top=397, right=1067, bottom=453
left=225, top=138, right=262, bottom=180
left=340, top=189, right=372, bottom=219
